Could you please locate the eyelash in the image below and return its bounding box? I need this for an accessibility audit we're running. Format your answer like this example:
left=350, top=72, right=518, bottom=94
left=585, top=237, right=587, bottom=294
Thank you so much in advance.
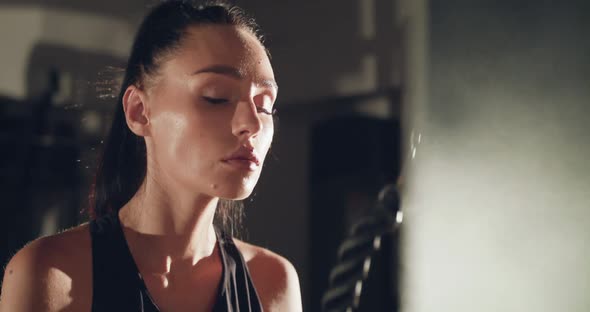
left=203, top=96, right=228, bottom=105
left=203, top=97, right=277, bottom=116
left=257, top=107, right=278, bottom=116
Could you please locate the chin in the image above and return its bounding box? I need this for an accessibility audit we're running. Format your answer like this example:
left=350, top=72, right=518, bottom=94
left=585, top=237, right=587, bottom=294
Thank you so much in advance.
left=206, top=169, right=262, bottom=200
left=217, top=185, right=255, bottom=200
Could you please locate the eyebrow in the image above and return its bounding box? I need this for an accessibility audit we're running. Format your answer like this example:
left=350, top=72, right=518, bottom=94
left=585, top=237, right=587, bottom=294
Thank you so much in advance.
left=192, top=64, right=279, bottom=91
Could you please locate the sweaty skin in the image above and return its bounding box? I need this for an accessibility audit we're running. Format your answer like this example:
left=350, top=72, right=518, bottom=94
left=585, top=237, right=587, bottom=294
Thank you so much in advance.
left=0, top=25, right=302, bottom=312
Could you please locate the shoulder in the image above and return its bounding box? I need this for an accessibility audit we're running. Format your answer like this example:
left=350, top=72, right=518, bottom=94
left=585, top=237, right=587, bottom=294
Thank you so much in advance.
left=0, top=223, right=92, bottom=312
left=232, top=239, right=302, bottom=312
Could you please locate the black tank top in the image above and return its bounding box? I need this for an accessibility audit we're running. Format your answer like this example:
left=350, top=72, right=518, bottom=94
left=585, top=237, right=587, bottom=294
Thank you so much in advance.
left=89, top=211, right=263, bottom=311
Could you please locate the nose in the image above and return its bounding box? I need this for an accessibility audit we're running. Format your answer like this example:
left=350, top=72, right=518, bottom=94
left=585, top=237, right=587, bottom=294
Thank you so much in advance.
left=231, top=99, right=263, bottom=140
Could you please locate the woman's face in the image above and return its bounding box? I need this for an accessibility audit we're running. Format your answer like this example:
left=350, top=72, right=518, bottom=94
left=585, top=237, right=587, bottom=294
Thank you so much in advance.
left=141, top=25, right=277, bottom=200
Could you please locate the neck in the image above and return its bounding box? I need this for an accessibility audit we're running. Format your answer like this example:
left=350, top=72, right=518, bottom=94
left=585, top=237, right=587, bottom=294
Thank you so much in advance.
left=118, top=178, right=220, bottom=272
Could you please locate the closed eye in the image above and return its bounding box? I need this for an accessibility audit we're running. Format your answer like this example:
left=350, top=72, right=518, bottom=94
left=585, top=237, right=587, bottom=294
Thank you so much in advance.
left=202, top=96, right=229, bottom=104
left=204, top=96, right=276, bottom=115
left=254, top=93, right=276, bottom=116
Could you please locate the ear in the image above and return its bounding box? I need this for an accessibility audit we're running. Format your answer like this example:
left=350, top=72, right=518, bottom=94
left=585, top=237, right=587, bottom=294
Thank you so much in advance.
left=122, top=85, right=150, bottom=137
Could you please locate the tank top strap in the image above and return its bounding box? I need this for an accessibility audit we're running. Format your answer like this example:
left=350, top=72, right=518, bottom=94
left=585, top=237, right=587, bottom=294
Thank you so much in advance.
left=90, top=211, right=149, bottom=311
left=214, top=227, right=263, bottom=312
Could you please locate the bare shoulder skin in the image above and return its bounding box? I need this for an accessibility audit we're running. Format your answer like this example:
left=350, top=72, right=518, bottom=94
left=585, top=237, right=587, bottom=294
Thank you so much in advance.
left=0, top=224, right=92, bottom=312
left=233, top=239, right=303, bottom=312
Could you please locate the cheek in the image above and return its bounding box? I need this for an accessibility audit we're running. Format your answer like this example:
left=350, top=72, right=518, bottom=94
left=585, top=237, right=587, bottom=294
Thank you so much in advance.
left=259, top=121, right=274, bottom=157
left=151, top=112, right=197, bottom=164
left=153, top=111, right=185, bottom=141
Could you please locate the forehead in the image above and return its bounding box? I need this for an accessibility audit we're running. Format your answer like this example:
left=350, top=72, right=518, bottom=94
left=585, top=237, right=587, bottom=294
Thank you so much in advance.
left=164, top=25, right=273, bottom=78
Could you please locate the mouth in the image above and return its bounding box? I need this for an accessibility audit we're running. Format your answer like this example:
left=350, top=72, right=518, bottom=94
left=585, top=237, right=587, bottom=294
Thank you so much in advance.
left=221, top=149, right=261, bottom=171
left=221, top=158, right=260, bottom=171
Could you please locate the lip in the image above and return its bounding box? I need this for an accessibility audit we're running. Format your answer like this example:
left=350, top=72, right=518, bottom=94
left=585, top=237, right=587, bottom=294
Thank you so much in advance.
left=222, top=147, right=261, bottom=171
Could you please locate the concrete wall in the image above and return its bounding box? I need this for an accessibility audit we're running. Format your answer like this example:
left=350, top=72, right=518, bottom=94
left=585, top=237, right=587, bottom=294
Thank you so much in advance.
left=401, top=1, right=590, bottom=311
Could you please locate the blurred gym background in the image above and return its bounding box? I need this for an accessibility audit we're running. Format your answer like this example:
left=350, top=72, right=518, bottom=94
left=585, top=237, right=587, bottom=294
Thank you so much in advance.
left=0, top=0, right=588, bottom=311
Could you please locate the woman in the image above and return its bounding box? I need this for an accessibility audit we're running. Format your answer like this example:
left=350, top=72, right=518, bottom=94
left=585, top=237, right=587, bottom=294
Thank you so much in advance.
left=0, top=1, right=302, bottom=311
